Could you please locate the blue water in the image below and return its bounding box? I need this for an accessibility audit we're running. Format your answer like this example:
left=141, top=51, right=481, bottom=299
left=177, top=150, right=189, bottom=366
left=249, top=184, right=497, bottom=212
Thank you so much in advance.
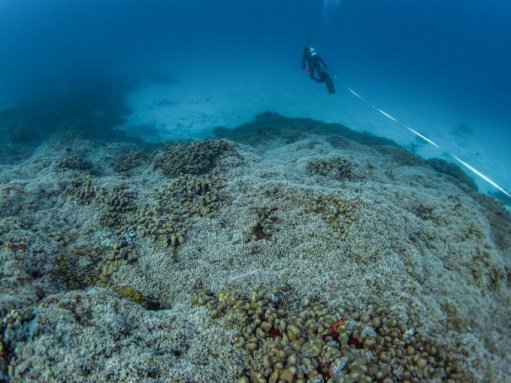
left=1, top=0, right=510, bottom=198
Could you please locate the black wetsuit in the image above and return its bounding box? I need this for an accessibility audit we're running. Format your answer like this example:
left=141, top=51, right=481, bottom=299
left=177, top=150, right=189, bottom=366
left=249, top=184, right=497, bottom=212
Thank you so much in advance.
left=302, top=50, right=329, bottom=82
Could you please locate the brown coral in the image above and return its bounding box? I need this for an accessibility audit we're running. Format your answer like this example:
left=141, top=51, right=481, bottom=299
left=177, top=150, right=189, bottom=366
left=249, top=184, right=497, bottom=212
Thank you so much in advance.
left=152, top=139, right=237, bottom=178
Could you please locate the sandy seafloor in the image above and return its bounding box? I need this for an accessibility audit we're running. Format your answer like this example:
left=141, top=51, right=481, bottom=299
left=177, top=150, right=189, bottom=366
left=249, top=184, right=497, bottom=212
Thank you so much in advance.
left=1, top=109, right=510, bottom=382
left=125, top=61, right=511, bottom=199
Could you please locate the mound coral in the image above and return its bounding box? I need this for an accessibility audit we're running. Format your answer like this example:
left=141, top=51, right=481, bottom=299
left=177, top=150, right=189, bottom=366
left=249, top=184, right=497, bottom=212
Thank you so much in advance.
left=152, top=139, right=238, bottom=178
left=192, top=288, right=466, bottom=383
left=306, top=158, right=357, bottom=181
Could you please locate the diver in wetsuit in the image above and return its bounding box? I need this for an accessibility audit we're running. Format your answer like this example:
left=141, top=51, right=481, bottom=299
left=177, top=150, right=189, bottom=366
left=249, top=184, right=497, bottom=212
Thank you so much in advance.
left=301, top=47, right=336, bottom=94
left=302, top=47, right=329, bottom=82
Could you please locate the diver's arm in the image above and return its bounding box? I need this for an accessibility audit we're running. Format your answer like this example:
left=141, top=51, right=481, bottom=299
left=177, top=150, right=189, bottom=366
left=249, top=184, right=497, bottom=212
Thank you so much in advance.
left=301, top=55, right=306, bottom=69
left=318, top=57, right=328, bottom=70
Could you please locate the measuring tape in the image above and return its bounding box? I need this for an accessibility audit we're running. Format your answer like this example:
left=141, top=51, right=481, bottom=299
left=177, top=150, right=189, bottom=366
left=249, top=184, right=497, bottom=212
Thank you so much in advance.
left=342, top=84, right=510, bottom=198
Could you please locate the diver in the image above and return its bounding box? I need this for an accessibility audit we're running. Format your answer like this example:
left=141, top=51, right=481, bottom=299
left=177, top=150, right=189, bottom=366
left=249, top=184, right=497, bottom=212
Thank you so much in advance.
left=301, top=47, right=328, bottom=81
left=301, top=46, right=336, bottom=94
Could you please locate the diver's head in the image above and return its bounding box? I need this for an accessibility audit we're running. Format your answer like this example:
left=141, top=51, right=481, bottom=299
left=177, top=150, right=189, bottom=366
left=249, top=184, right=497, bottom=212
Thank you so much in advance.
left=309, top=47, right=318, bottom=57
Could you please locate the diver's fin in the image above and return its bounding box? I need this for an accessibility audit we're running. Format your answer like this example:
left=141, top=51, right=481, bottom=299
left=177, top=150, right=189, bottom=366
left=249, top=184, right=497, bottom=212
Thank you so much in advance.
left=324, top=72, right=336, bottom=94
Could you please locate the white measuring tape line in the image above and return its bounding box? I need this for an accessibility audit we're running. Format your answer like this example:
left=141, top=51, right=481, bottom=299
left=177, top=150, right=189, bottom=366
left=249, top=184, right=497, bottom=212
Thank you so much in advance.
left=405, top=126, right=441, bottom=149
left=452, top=156, right=511, bottom=198
left=344, top=86, right=511, bottom=198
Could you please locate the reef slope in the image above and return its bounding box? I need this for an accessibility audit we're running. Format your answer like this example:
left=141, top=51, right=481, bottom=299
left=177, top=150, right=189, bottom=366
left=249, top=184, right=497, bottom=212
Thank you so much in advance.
left=1, top=113, right=510, bottom=382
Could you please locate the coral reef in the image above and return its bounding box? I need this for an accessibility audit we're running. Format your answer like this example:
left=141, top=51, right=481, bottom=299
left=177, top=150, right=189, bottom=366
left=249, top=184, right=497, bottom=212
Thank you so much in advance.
left=307, top=195, right=357, bottom=237
left=98, top=186, right=137, bottom=228
left=192, top=288, right=466, bottom=383
left=473, top=194, right=511, bottom=253
left=378, top=146, right=426, bottom=168
left=0, top=113, right=509, bottom=382
left=0, top=183, right=27, bottom=218
left=115, top=285, right=162, bottom=310
left=113, top=150, right=150, bottom=173
left=326, top=136, right=351, bottom=150
left=53, top=250, right=96, bottom=290
left=58, top=155, right=94, bottom=172
left=137, top=175, right=223, bottom=250
left=0, top=310, right=23, bottom=382
left=306, top=158, right=357, bottom=181
left=97, top=238, right=138, bottom=284
left=248, top=208, right=280, bottom=241
left=152, top=139, right=238, bottom=178
left=0, top=78, right=141, bottom=165
left=426, top=158, right=478, bottom=192
left=214, top=112, right=399, bottom=149
left=62, top=177, right=97, bottom=204
left=489, top=190, right=511, bottom=207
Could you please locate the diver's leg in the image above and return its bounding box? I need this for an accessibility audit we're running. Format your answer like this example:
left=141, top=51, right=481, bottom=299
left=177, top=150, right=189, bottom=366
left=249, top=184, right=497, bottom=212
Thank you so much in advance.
left=309, top=66, right=316, bottom=79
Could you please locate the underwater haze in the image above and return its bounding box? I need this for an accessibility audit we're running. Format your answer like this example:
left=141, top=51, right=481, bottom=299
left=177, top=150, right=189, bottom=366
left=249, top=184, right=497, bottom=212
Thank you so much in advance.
left=1, top=0, right=510, bottom=197
left=2, top=1, right=511, bottom=382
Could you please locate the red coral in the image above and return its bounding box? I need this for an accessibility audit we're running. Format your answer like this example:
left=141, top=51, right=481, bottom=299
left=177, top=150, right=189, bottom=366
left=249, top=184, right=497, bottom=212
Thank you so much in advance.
left=348, top=334, right=364, bottom=349
left=4, top=242, right=27, bottom=252
left=254, top=224, right=265, bottom=240
left=328, top=316, right=347, bottom=340
left=319, top=359, right=332, bottom=379
left=268, top=327, right=282, bottom=339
